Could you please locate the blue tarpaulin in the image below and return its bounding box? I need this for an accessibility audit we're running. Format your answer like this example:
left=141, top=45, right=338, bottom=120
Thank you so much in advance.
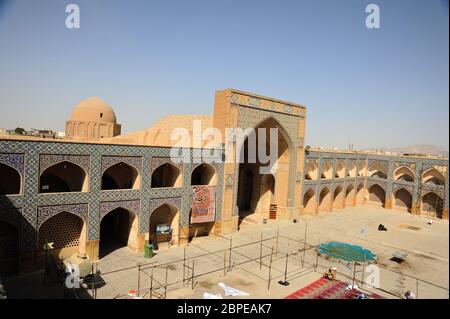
left=319, top=242, right=376, bottom=262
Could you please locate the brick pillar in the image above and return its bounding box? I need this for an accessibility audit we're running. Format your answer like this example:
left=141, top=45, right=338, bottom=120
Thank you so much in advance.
left=411, top=201, right=421, bottom=216
left=135, top=233, right=146, bottom=254
left=85, top=240, right=99, bottom=260
left=328, top=197, right=333, bottom=212
left=211, top=220, right=223, bottom=236
left=443, top=208, right=449, bottom=220
left=179, top=225, right=190, bottom=246
left=385, top=198, right=393, bottom=210
left=220, top=216, right=239, bottom=235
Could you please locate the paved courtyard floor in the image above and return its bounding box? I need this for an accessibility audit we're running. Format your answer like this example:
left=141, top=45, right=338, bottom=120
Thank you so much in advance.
left=4, top=206, right=449, bottom=299
left=92, top=206, right=449, bottom=299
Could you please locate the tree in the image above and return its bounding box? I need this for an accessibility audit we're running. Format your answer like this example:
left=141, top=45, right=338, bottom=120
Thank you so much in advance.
left=13, top=127, right=25, bottom=135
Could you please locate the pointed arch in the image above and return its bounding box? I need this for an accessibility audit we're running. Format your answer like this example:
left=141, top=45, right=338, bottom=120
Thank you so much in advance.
left=335, top=160, right=345, bottom=178
left=333, top=185, right=344, bottom=209
left=236, top=116, right=293, bottom=220
left=0, top=163, right=21, bottom=195
left=321, top=161, right=333, bottom=179
left=149, top=203, right=180, bottom=246
left=358, top=161, right=367, bottom=177
left=191, top=163, right=217, bottom=186
left=38, top=211, right=86, bottom=260
left=304, top=160, right=318, bottom=180
left=39, top=161, right=88, bottom=193
left=100, top=207, right=138, bottom=257
left=421, top=192, right=444, bottom=219
left=368, top=163, right=387, bottom=179
left=394, top=166, right=415, bottom=182
left=347, top=160, right=357, bottom=177
left=252, top=116, right=294, bottom=150
left=253, top=116, right=292, bottom=205
left=422, top=168, right=445, bottom=185
left=101, top=162, right=140, bottom=190
left=356, top=183, right=365, bottom=205
left=368, top=184, right=386, bottom=207
left=393, top=188, right=413, bottom=212
left=303, top=188, right=316, bottom=214
left=319, top=187, right=332, bottom=212
left=345, top=184, right=356, bottom=207
left=151, top=163, right=182, bottom=188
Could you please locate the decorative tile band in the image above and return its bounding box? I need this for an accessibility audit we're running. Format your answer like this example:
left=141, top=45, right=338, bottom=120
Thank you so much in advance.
left=149, top=197, right=182, bottom=214
left=39, top=154, right=90, bottom=175
left=37, top=203, right=89, bottom=229
left=99, top=199, right=141, bottom=220
left=367, top=160, right=388, bottom=170
left=101, top=155, right=142, bottom=173
left=392, top=184, right=414, bottom=194
left=150, top=157, right=183, bottom=172
left=421, top=189, right=446, bottom=197
left=366, top=180, right=387, bottom=189
left=394, top=162, right=416, bottom=170
left=0, top=153, right=24, bottom=176
left=190, top=161, right=220, bottom=173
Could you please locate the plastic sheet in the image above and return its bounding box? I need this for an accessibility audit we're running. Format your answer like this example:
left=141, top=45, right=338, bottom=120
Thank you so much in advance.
left=319, top=242, right=376, bottom=262
left=203, top=292, right=223, bottom=299
left=218, top=282, right=249, bottom=296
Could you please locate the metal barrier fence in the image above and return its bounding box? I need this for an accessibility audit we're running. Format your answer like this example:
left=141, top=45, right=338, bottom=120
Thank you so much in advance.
left=309, top=245, right=449, bottom=299
left=89, top=231, right=317, bottom=299
left=82, top=229, right=448, bottom=299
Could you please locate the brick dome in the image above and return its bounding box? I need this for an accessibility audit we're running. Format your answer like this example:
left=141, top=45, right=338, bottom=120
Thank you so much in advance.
left=70, top=97, right=117, bottom=124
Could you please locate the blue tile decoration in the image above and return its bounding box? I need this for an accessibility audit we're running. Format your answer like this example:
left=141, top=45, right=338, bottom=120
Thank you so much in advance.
left=392, top=183, right=414, bottom=194
left=283, top=104, right=293, bottom=114
left=37, top=203, right=89, bottom=229
left=0, top=134, right=448, bottom=253
left=150, top=157, right=183, bottom=172
left=226, top=174, right=234, bottom=186
left=367, top=159, right=389, bottom=171
left=39, top=154, right=90, bottom=175
left=0, top=153, right=24, bottom=176
left=303, top=150, right=448, bottom=211
left=99, top=199, right=140, bottom=220
left=101, top=155, right=142, bottom=173
left=248, top=97, right=261, bottom=107
left=0, top=194, right=22, bottom=209
left=234, top=105, right=303, bottom=215
left=149, top=196, right=182, bottom=213
left=0, top=139, right=225, bottom=247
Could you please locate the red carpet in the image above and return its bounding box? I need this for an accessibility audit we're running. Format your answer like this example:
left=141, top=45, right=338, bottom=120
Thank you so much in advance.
left=285, top=277, right=384, bottom=299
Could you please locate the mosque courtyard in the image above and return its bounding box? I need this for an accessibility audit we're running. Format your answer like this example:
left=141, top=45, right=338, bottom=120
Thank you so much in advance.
left=4, top=206, right=448, bottom=299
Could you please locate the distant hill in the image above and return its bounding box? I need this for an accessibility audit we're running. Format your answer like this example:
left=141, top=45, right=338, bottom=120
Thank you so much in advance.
left=367, top=144, right=448, bottom=157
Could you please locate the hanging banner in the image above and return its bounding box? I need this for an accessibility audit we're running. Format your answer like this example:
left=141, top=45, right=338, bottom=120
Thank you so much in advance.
left=191, top=186, right=215, bottom=223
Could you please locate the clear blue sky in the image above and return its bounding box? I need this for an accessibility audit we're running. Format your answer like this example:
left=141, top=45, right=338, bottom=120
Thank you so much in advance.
left=0, top=0, right=448, bottom=150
